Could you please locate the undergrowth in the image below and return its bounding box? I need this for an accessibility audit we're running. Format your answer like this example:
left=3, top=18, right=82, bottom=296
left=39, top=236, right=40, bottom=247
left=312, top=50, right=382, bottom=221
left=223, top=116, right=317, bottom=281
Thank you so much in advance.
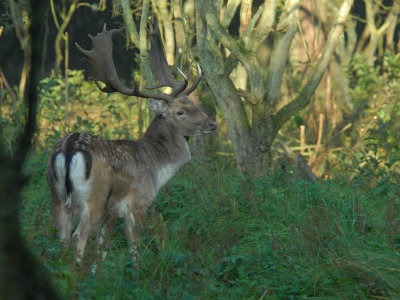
left=21, top=152, right=400, bottom=299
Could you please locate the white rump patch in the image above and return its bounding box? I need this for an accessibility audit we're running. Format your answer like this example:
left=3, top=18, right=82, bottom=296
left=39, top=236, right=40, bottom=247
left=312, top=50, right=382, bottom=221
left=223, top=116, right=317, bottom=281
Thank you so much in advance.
left=69, top=152, right=92, bottom=209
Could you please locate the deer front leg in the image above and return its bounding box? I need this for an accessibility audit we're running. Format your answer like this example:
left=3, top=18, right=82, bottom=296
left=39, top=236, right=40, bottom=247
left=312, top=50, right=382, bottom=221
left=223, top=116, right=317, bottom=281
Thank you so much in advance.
left=90, top=217, right=116, bottom=274
left=96, top=217, right=116, bottom=250
left=124, top=211, right=139, bottom=259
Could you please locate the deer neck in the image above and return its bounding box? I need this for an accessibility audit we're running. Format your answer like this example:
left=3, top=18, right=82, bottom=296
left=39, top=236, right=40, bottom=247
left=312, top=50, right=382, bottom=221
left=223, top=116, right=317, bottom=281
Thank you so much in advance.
left=141, top=115, right=191, bottom=190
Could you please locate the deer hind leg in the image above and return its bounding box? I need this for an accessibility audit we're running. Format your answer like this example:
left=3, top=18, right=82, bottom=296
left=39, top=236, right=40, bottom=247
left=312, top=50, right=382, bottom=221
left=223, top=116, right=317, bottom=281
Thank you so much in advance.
left=72, top=201, right=104, bottom=265
left=50, top=153, right=72, bottom=242
left=51, top=192, right=72, bottom=242
left=69, top=152, right=105, bottom=264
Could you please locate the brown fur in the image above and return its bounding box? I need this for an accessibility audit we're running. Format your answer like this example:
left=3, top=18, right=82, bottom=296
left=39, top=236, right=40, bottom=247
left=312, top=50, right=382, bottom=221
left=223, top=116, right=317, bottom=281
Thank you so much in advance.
left=46, top=97, right=216, bottom=262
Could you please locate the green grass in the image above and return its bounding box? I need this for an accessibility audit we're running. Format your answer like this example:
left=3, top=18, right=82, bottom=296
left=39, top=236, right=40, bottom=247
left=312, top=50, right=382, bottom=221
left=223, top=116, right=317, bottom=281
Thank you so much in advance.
left=20, top=152, right=400, bottom=299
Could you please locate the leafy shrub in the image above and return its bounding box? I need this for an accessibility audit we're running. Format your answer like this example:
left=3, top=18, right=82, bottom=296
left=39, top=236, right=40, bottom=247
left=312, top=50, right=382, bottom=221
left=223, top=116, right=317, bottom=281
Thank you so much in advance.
left=38, top=69, right=145, bottom=146
left=345, top=53, right=400, bottom=183
left=0, top=101, right=24, bottom=156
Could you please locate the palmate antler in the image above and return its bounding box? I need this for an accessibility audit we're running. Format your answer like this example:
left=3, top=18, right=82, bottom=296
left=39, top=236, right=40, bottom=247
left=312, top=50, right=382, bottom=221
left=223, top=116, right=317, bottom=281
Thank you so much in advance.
left=75, top=20, right=201, bottom=102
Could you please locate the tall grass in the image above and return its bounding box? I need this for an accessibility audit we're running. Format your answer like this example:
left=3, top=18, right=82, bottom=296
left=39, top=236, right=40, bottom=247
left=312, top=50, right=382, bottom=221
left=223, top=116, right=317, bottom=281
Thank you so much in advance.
left=21, top=153, right=400, bottom=299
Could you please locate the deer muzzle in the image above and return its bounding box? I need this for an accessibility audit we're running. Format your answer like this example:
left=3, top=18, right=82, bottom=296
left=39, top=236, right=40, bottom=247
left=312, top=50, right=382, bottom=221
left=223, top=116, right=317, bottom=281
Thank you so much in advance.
left=202, top=118, right=217, bottom=133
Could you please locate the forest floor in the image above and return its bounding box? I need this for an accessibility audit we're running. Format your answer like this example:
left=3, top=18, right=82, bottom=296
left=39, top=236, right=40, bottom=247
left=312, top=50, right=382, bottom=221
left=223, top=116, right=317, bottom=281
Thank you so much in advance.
left=21, top=151, right=400, bottom=299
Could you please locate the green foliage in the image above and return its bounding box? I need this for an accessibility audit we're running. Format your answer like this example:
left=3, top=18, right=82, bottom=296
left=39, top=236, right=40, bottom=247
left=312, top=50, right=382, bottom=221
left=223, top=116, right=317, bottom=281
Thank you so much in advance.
left=38, top=70, right=145, bottom=145
left=0, top=1, right=13, bottom=33
left=21, top=152, right=400, bottom=299
left=337, top=52, right=400, bottom=182
left=1, top=70, right=146, bottom=155
left=278, top=52, right=400, bottom=180
left=0, top=103, right=24, bottom=156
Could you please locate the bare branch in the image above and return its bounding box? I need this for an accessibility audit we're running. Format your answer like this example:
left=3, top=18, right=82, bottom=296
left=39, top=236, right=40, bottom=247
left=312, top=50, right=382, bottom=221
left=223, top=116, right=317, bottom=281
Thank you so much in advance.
left=242, top=4, right=263, bottom=48
left=77, top=0, right=106, bottom=10
left=120, top=0, right=140, bottom=48
left=265, top=0, right=301, bottom=107
left=240, top=0, right=252, bottom=38
left=377, top=2, right=399, bottom=35
left=221, top=0, right=241, bottom=28
left=364, top=0, right=399, bottom=63
left=0, top=67, right=18, bottom=107
left=153, top=0, right=175, bottom=65
left=273, top=0, right=354, bottom=131
left=139, top=0, right=150, bottom=59
left=53, top=0, right=78, bottom=73
left=205, top=7, right=265, bottom=100
left=9, top=0, right=31, bottom=101
left=205, top=9, right=248, bottom=63
left=257, top=0, right=278, bottom=33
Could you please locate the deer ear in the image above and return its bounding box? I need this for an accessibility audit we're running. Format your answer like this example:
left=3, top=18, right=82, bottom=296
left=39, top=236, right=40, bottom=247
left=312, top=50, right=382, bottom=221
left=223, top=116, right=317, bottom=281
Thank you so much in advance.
left=148, top=99, right=167, bottom=114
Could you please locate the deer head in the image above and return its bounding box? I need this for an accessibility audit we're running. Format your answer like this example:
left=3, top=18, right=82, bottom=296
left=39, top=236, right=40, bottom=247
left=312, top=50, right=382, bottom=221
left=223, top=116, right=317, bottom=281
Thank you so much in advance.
left=75, top=20, right=216, bottom=136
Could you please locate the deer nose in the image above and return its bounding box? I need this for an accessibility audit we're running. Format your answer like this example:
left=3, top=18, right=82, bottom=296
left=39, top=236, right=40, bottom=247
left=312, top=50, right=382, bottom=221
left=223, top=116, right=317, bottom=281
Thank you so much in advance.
left=201, top=118, right=217, bottom=133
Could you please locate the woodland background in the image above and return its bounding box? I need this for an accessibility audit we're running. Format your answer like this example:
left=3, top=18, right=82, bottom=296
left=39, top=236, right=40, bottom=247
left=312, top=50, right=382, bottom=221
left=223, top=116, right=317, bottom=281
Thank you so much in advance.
left=1, top=0, right=400, bottom=298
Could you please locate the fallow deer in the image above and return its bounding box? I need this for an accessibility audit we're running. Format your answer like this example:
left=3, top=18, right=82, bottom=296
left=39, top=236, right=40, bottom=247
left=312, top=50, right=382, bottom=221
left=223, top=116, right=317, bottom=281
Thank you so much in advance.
left=46, top=21, right=216, bottom=263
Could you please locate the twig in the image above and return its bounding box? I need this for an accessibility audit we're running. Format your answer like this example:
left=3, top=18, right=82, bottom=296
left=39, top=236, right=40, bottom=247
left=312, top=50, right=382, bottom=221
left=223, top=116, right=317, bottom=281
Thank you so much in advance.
left=273, top=0, right=354, bottom=131
left=0, top=67, right=18, bottom=109
left=309, top=113, right=324, bottom=165
left=259, top=289, right=269, bottom=300
left=300, top=125, right=306, bottom=154
left=64, top=32, right=69, bottom=132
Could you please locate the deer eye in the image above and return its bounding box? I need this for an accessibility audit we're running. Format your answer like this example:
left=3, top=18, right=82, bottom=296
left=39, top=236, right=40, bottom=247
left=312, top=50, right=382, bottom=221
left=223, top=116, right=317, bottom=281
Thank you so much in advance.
left=177, top=111, right=184, bottom=116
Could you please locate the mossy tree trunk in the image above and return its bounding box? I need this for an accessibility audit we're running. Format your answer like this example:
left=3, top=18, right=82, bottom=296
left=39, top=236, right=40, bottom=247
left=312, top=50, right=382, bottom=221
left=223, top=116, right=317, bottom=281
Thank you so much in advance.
left=0, top=1, right=61, bottom=299
left=196, top=0, right=354, bottom=175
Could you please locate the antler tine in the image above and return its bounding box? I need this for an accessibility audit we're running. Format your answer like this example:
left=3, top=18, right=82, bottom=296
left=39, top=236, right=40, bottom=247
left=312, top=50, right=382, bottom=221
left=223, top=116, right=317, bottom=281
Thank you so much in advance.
left=148, top=19, right=187, bottom=96
left=75, top=20, right=200, bottom=101
left=182, top=63, right=202, bottom=96
left=75, top=24, right=172, bottom=102
left=177, top=67, right=190, bottom=82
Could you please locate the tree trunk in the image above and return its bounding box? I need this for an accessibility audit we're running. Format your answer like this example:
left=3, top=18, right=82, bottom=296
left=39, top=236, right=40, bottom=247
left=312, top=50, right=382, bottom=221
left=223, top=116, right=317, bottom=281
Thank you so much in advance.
left=204, top=73, right=251, bottom=172
left=0, top=170, right=61, bottom=299
left=249, top=108, right=277, bottom=174
left=0, top=1, right=61, bottom=298
left=196, top=0, right=353, bottom=176
left=196, top=1, right=251, bottom=173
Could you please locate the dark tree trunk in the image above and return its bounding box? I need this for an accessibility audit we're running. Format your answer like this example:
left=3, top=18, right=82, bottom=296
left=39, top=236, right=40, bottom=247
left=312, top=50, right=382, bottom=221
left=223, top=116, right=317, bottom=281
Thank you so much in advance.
left=248, top=108, right=277, bottom=174
left=0, top=1, right=61, bottom=299
left=195, top=2, right=251, bottom=173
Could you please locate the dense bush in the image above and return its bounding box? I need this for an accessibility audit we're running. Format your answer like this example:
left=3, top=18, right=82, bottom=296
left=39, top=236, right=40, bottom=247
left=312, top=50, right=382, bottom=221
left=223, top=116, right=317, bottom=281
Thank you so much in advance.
left=277, top=52, right=400, bottom=181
